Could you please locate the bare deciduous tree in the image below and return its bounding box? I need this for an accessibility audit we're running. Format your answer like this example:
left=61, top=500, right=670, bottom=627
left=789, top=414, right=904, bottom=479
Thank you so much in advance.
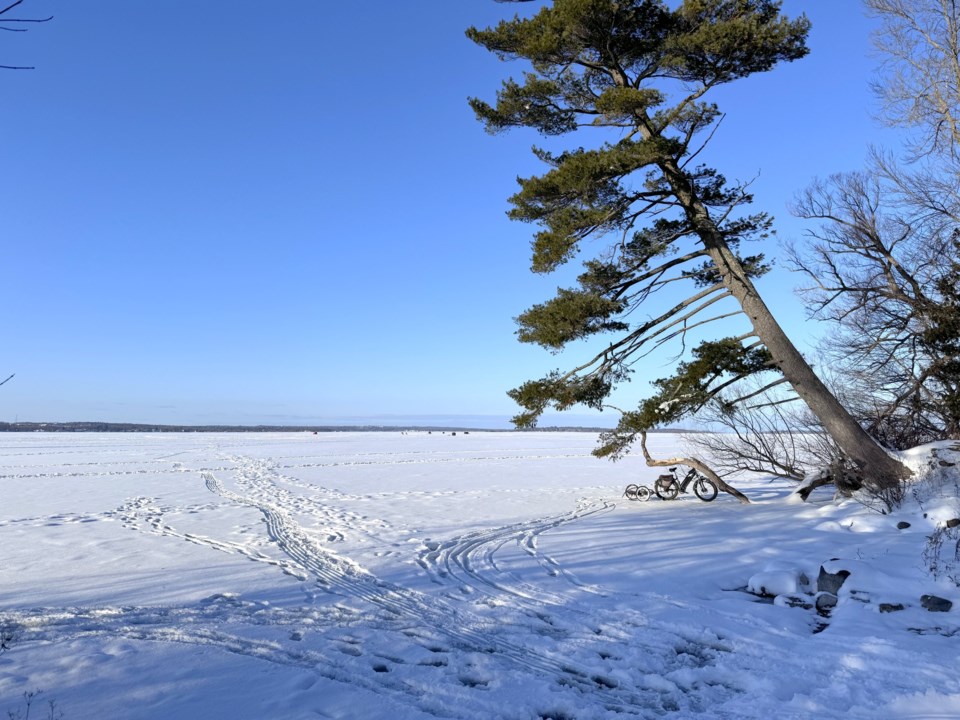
left=789, top=171, right=960, bottom=444
left=868, top=0, right=960, bottom=160
left=788, top=0, right=960, bottom=447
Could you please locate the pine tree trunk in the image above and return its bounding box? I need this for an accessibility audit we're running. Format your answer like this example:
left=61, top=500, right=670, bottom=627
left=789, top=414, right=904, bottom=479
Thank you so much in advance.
left=658, top=158, right=912, bottom=489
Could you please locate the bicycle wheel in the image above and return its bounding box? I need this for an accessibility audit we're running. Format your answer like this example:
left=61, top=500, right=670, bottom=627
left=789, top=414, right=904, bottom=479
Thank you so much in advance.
left=655, top=479, right=679, bottom=501
left=693, top=477, right=718, bottom=502
left=636, top=485, right=652, bottom=502
left=624, top=484, right=640, bottom=501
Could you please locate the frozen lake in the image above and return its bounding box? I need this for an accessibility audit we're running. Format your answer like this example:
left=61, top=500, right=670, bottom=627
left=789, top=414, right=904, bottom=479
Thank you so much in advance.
left=1, top=432, right=958, bottom=719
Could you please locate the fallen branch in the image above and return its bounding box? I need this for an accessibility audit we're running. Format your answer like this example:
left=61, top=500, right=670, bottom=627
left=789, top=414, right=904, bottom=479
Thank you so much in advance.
left=639, top=430, right=751, bottom=504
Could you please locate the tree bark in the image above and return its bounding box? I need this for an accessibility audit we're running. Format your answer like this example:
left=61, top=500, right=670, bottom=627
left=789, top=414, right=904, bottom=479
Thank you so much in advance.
left=656, top=156, right=913, bottom=489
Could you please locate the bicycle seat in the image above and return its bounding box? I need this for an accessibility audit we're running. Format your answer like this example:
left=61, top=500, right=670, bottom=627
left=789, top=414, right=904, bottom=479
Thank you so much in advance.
left=668, top=466, right=677, bottom=472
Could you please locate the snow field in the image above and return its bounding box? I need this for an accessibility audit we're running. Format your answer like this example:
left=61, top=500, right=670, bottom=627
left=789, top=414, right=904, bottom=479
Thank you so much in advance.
left=1, top=432, right=959, bottom=719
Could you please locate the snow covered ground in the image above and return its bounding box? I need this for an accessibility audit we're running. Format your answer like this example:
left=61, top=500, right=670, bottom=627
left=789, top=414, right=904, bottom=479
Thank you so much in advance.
left=1, top=431, right=959, bottom=719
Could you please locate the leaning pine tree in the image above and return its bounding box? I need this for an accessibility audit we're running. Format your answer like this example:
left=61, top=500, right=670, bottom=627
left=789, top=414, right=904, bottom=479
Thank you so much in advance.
left=468, top=0, right=911, bottom=500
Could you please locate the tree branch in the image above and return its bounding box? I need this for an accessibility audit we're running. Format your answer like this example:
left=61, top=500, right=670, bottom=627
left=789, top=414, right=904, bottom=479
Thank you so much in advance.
left=639, top=430, right=751, bottom=503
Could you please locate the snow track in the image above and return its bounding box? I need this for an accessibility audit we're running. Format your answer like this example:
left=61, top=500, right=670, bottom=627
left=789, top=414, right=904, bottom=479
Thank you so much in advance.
left=1, top=434, right=751, bottom=719
left=416, top=498, right=613, bottom=604
left=114, top=494, right=309, bottom=579
left=205, top=467, right=605, bottom=684
left=193, top=456, right=737, bottom=715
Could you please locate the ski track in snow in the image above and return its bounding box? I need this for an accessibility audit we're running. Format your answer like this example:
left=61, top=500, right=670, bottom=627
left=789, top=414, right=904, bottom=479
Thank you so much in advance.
left=415, top=498, right=613, bottom=605
left=1, top=442, right=744, bottom=718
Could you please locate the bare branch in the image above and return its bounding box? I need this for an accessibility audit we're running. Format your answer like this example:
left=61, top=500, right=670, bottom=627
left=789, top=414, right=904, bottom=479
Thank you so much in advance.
left=0, top=0, right=52, bottom=70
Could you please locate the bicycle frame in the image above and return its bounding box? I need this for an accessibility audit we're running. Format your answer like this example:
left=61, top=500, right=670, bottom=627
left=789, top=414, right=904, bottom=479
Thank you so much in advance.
left=655, top=466, right=690, bottom=491
left=675, top=467, right=700, bottom=492
left=654, top=466, right=719, bottom=502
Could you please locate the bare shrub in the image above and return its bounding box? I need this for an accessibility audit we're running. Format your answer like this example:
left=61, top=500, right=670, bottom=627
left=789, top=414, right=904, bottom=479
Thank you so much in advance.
left=687, top=380, right=912, bottom=509
left=686, top=381, right=842, bottom=482
left=6, top=690, right=63, bottom=720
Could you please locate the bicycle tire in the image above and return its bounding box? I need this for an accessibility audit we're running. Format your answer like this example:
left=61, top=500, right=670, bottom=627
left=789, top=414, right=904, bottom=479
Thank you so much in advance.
left=636, top=485, right=652, bottom=502
left=624, top=484, right=640, bottom=501
left=693, top=477, right=718, bottom=502
left=655, top=479, right=679, bottom=501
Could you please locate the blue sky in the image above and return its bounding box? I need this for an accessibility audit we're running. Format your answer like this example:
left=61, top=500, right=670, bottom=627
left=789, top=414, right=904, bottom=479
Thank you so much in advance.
left=2, top=1, right=900, bottom=427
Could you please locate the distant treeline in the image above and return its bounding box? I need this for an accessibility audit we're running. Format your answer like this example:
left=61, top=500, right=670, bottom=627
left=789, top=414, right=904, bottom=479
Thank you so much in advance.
left=0, top=421, right=692, bottom=434
left=0, top=421, right=474, bottom=433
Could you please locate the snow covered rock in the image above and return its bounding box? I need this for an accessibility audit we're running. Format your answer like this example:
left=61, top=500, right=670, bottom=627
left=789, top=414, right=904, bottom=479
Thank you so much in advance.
left=817, top=566, right=850, bottom=595
left=747, top=570, right=805, bottom=597
left=774, top=594, right=814, bottom=610
left=815, top=593, right=838, bottom=615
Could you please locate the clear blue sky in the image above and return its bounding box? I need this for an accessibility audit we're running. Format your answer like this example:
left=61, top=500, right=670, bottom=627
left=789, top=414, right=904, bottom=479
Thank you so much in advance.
left=1, top=1, right=899, bottom=427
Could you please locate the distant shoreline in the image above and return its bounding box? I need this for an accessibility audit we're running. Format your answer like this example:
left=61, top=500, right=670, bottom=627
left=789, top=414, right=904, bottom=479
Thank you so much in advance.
left=0, top=421, right=692, bottom=434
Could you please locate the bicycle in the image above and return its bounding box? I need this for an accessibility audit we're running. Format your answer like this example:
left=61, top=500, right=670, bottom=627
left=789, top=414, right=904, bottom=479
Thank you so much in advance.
left=654, top=466, right=718, bottom=502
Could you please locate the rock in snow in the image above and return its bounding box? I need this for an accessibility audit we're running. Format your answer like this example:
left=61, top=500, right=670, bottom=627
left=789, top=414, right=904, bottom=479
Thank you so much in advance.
left=921, top=595, right=954, bottom=612
left=817, top=566, right=851, bottom=595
